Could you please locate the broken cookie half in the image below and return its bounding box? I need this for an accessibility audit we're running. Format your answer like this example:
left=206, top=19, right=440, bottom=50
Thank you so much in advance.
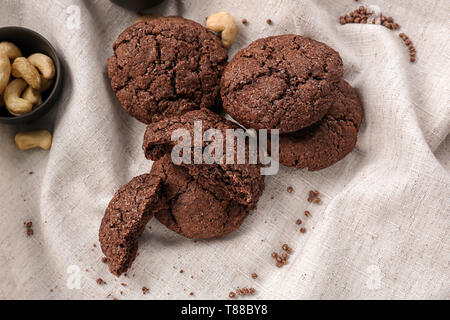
left=142, top=109, right=265, bottom=208
left=99, top=174, right=167, bottom=276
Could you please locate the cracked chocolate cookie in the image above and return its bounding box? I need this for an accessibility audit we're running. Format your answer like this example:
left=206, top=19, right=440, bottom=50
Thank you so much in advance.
left=99, top=174, right=167, bottom=276
left=220, top=34, right=344, bottom=133
left=107, top=16, right=228, bottom=124
left=142, top=109, right=265, bottom=208
left=151, top=154, right=249, bottom=239
left=279, top=80, right=363, bottom=171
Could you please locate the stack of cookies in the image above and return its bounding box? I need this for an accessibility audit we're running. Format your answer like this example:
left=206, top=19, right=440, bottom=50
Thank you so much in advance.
left=100, top=17, right=362, bottom=276
left=221, top=35, right=363, bottom=171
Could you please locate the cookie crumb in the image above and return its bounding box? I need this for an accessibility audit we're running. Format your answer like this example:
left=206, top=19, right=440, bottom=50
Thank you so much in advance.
left=242, top=18, right=248, bottom=25
left=304, top=210, right=311, bottom=217
left=273, top=244, right=292, bottom=268
left=121, top=282, right=127, bottom=287
left=399, top=33, right=416, bottom=63
left=251, top=273, right=258, bottom=279
left=189, top=292, right=194, bottom=296
left=142, top=286, right=149, bottom=294
left=308, top=190, right=321, bottom=203
left=96, top=278, right=106, bottom=285
left=296, top=219, right=302, bottom=225
left=314, top=198, right=321, bottom=204
left=24, top=221, right=33, bottom=236
left=229, top=291, right=236, bottom=298
left=266, top=18, right=272, bottom=25
left=300, top=227, right=307, bottom=233
left=235, top=287, right=255, bottom=296
left=180, top=269, right=184, bottom=273
left=287, top=186, right=294, bottom=193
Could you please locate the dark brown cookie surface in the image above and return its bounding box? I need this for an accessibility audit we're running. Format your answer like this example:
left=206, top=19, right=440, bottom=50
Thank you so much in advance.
left=279, top=80, right=363, bottom=171
left=99, top=174, right=167, bottom=276
left=142, top=109, right=265, bottom=208
left=107, top=17, right=228, bottom=124
left=151, top=154, right=249, bottom=239
left=221, top=35, right=344, bottom=133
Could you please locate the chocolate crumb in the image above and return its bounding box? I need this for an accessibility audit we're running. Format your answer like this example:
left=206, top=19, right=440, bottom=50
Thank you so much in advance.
left=24, top=221, right=33, bottom=236
left=300, top=227, right=307, bottom=233
left=251, top=273, right=258, bottom=279
left=282, top=244, right=289, bottom=251
left=234, top=287, right=255, bottom=296
left=101, top=257, right=108, bottom=263
left=266, top=19, right=272, bottom=25
left=296, top=219, right=302, bottom=225
left=229, top=291, right=236, bottom=298
left=189, top=292, right=194, bottom=296
left=242, top=19, right=248, bottom=25
left=180, top=269, right=184, bottom=273
left=271, top=252, right=278, bottom=258
left=304, top=210, right=311, bottom=217
left=314, top=198, right=321, bottom=204
left=96, top=278, right=106, bottom=285
left=142, top=286, right=149, bottom=294
left=287, top=186, right=294, bottom=193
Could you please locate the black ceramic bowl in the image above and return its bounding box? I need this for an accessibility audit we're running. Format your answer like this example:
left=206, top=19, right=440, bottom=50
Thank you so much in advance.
left=0, top=26, right=62, bottom=124
left=110, top=0, right=165, bottom=12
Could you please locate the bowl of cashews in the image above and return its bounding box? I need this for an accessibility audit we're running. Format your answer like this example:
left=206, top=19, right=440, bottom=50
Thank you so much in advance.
left=0, top=26, right=62, bottom=124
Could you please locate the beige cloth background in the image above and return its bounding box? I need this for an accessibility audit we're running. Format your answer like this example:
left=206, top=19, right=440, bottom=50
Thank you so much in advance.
left=0, top=0, right=449, bottom=300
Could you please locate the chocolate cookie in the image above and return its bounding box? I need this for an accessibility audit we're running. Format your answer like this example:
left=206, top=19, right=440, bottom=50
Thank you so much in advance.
left=279, top=80, right=363, bottom=171
left=107, top=17, right=228, bottom=124
left=220, top=34, right=344, bottom=133
left=99, top=174, right=167, bottom=276
left=151, top=154, right=249, bottom=239
left=142, top=109, right=265, bottom=208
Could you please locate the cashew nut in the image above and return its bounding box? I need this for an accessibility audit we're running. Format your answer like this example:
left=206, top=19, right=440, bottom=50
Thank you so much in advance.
left=0, top=42, right=22, bottom=60
left=0, top=54, right=11, bottom=95
left=134, top=14, right=163, bottom=24
left=206, top=12, right=237, bottom=48
left=11, top=57, right=41, bottom=90
left=22, top=86, right=42, bottom=106
left=27, top=53, right=55, bottom=80
left=4, top=79, right=33, bottom=116
left=14, top=130, right=52, bottom=150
